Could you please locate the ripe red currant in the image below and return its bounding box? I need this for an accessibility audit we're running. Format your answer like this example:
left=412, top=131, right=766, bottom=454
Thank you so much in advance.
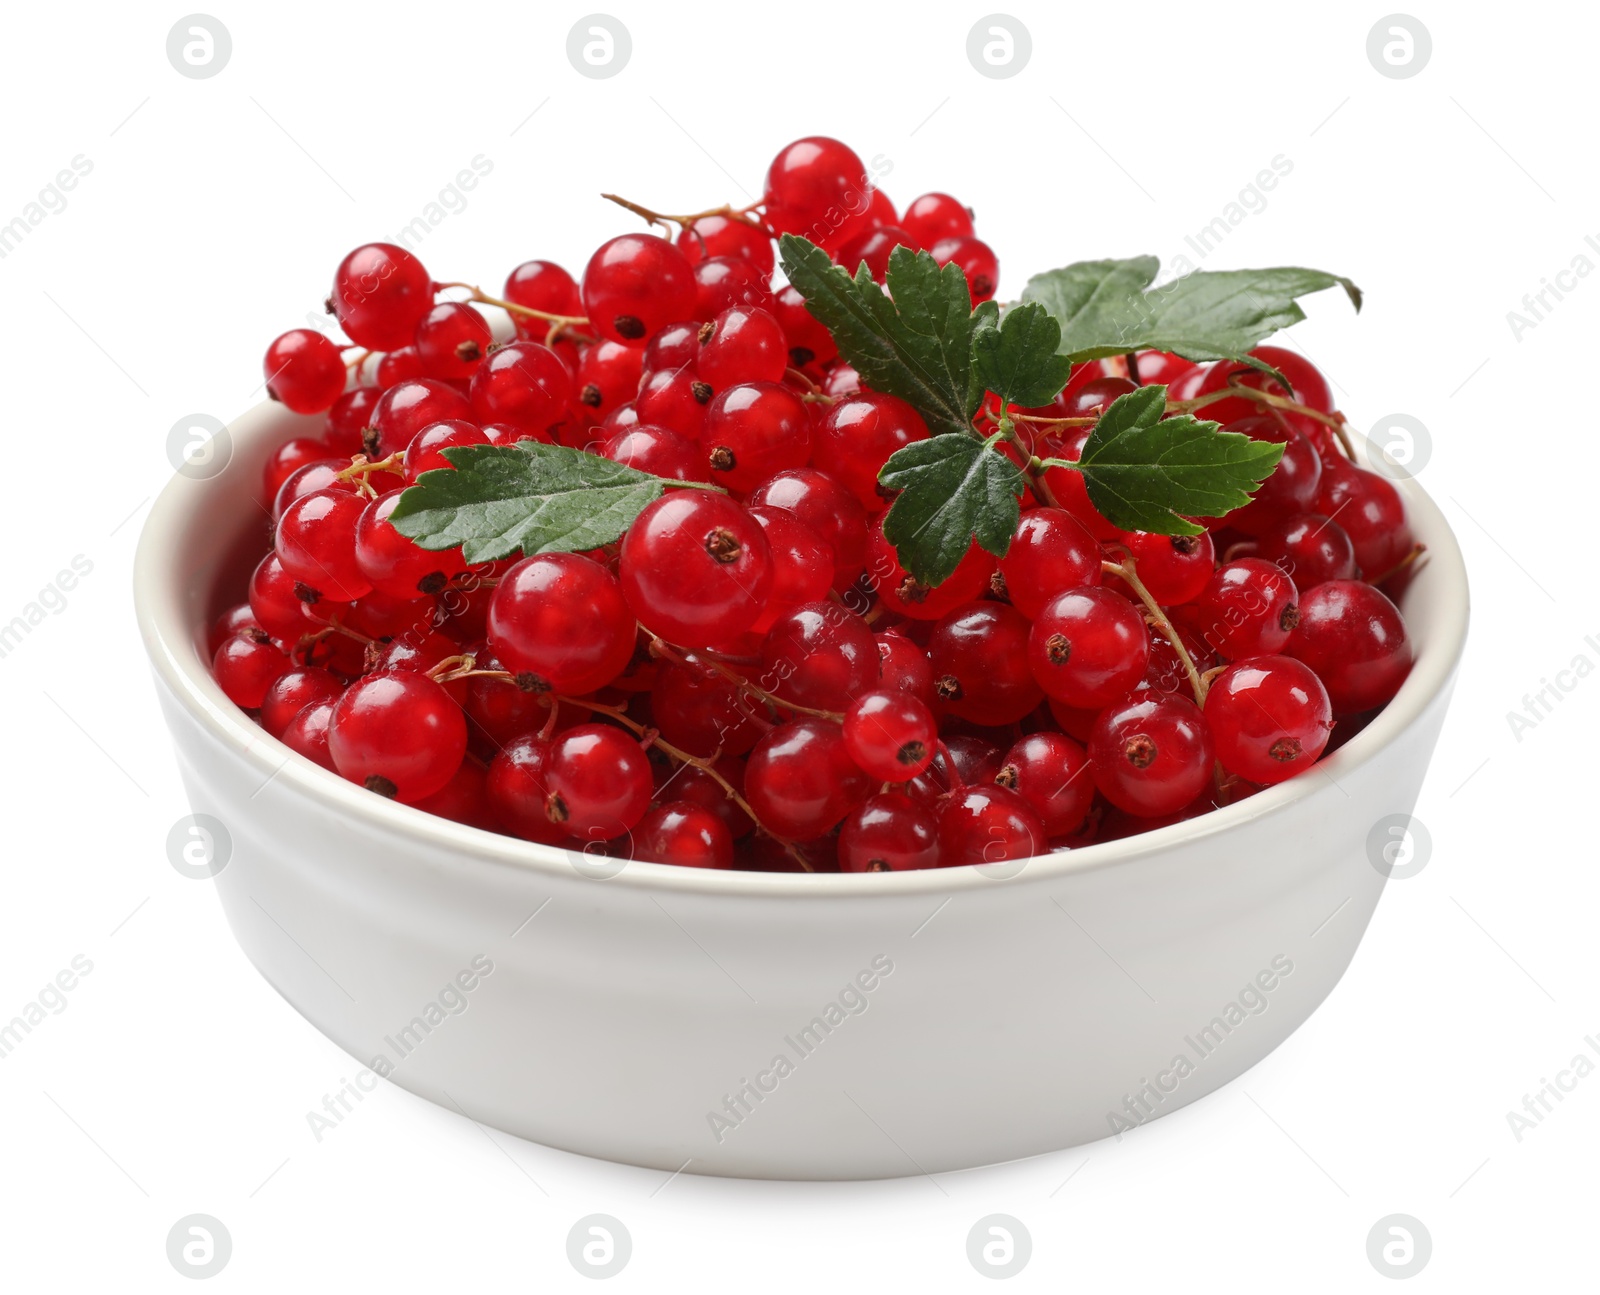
left=764, top=137, right=872, bottom=243
left=1115, top=530, right=1215, bottom=607
left=875, top=631, right=935, bottom=704
left=1027, top=587, right=1149, bottom=708
left=938, top=785, right=1045, bottom=866
left=603, top=425, right=705, bottom=481
left=468, top=341, right=573, bottom=437
left=330, top=243, right=433, bottom=350
left=929, top=235, right=999, bottom=302
left=843, top=688, right=936, bottom=781
left=633, top=801, right=735, bottom=869
left=259, top=667, right=344, bottom=738
left=1204, top=655, right=1332, bottom=784
left=581, top=234, right=698, bottom=345
left=814, top=392, right=930, bottom=512
left=1089, top=693, right=1214, bottom=817
left=276, top=488, right=372, bottom=602
left=329, top=671, right=467, bottom=801
left=928, top=602, right=1043, bottom=725
left=994, top=507, right=1102, bottom=617
left=677, top=214, right=776, bottom=276
left=746, top=468, right=869, bottom=592
left=696, top=306, right=788, bottom=389
left=355, top=490, right=467, bottom=598
left=899, top=192, right=974, bottom=248
left=1287, top=580, right=1412, bottom=714
left=576, top=340, right=645, bottom=420
left=487, top=553, right=637, bottom=695
left=996, top=732, right=1094, bottom=837
left=746, top=506, right=834, bottom=632
left=702, top=382, right=811, bottom=491
left=691, top=256, right=776, bottom=321
left=213, top=629, right=290, bottom=709
left=744, top=718, right=871, bottom=840
left=838, top=793, right=940, bottom=871
left=504, top=259, right=582, bottom=329
left=264, top=329, right=347, bottom=414
left=1191, top=558, right=1299, bottom=660
left=370, top=378, right=473, bottom=458
left=402, top=419, right=488, bottom=480
left=773, top=284, right=838, bottom=367
left=414, top=302, right=493, bottom=382
left=760, top=601, right=880, bottom=712
left=545, top=723, right=654, bottom=840
left=486, top=734, right=569, bottom=843
left=1256, top=512, right=1358, bottom=589
left=635, top=365, right=713, bottom=440
left=866, top=523, right=995, bottom=621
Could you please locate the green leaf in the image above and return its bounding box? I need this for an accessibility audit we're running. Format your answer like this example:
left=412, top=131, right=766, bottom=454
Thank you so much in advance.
left=1021, top=257, right=1361, bottom=364
left=387, top=441, right=689, bottom=563
left=970, top=300, right=1075, bottom=410
left=777, top=234, right=979, bottom=437
left=877, top=434, right=1028, bottom=586
left=1059, top=384, right=1285, bottom=535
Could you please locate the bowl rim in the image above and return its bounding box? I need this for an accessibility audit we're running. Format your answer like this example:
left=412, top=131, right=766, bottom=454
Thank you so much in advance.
left=134, top=400, right=1470, bottom=898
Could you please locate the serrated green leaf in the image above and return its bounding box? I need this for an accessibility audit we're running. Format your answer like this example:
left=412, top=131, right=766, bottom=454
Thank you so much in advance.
left=1021, top=257, right=1360, bottom=364
left=777, top=235, right=978, bottom=437
left=387, top=441, right=685, bottom=563
left=1059, top=384, right=1285, bottom=535
left=877, top=434, right=1028, bottom=587
left=970, top=300, right=1074, bottom=410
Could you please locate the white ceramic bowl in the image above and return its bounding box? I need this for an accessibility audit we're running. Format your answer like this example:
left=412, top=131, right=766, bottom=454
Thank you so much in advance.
left=135, top=402, right=1468, bottom=1180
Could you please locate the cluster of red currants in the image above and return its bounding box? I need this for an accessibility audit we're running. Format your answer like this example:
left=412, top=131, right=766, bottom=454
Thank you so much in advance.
left=212, top=135, right=1417, bottom=873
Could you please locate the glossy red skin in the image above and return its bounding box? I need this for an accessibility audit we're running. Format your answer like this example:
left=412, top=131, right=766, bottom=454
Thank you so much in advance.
left=487, top=553, right=637, bottom=695
left=575, top=341, right=645, bottom=420
left=328, top=672, right=467, bottom=803
left=412, top=760, right=492, bottom=828
left=1204, top=655, right=1332, bottom=784
left=249, top=552, right=313, bottom=642
left=764, top=136, right=872, bottom=244
left=1313, top=460, right=1414, bottom=577
left=928, top=602, right=1043, bottom=726
left=264, top=329, right=347, bottom=414
left=486, top=734, right=569, bottom=843
left=670, top=758, right=756, bottom=840
left=414, top=302, right=493, bottom=382
left=899, top=192, right=974, bottom=249
left=1114, top=530, right=1215, bottom=607
left=331, top=243, right=433, bottom=350
left=634, top=802, right=734, bottom=869
left=702, top=381, right=811, bottom=491
left=814, top=391, right=930, bottom=512
left=1027, top=587, right=1150, bottom=708
left=1256, top=512, right=1359, bottom=589
left=676, top=215, right=776, bottom=276
left=208, top=604, right=260, bottom=656
left=875, top=632, right=936, bottom=705
left=324, top=386, right=382, bottom=456
left=937, top=785, right=1046, bottom=866
left=1213, top=416, right=1322, bottom=535
left=998, top=732, right=1094, bottom=838
left=276, top=489, right=372, bottom=602
left=745, top=719, right=871, bottom=840
left=355, top=490, right=467, bottom=599
left=581, top=234, right=698, bottom=346
left=747, top=468, right=870, bottom=593
left=263, top=439, right=336, bottom=506
left=619, top=492, right=774, bottom=648
left=272, top=459, right=362, bottom=522
left=641, top=319, right=702, bottom=374
left=376, top=347, right=425, bottom=388
left=259, top=667, right=343, bottom=738
left=371, top=379, right=473, bottom=457
left=843, top=688, right=937, bottom=782
left=462, top=649, right=551, bottom=753
left=1192, top=345, right=1333, bottom=423
left=281, top=700, right=336, bottom=771
left=996, top=508, right=1102, bottom=618
left=1089, top=692, right=1215, bottom=818
left=213, top=631, right=290, bottom=709
left=545, top=723, right=654, bottom=840
left=697, top=306, right=788, bottom=389
left=468, top=341, right=573, bottom=436
left=773, top=284, right=839, bottom=367
left=691, top=256, right=776, bottom=321
left=603, top=425, right=705, bottom=482
left=503, top=259, right=583, bottom=327
left=1039, top=425, right=1124, bottom=541
left=835, top=225, right=915, bottom=280
left=403, top=419, right=489, bottom=480
left=747, top=507, right=834, bottom=633
left=929, top=235, right=999, bottom=302
left=1190, top=559, right=1300, bottom=660
left=1287, top=580, right=1413, bottom=714
left=635, top=366, right=712, bottom=440
left=838, top=793, right=941, bottom=872
left=866, top=524, right=996, bottom=621
left=651, top=660, right=764, bottom=758
left=760, top=601, right=880, bottom=713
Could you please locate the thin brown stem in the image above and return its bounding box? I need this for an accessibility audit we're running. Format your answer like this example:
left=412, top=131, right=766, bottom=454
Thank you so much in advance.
left=434, top=281, right=589, bottom=329
left=1103, top=554, right=1208, bottom=706
left=600, top=193, right=768, bottom=235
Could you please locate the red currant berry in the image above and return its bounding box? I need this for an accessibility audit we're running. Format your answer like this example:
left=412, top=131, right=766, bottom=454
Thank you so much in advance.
left=213, top=629, right=290, bottom=709
left=376, top=346, right=425, bottom=388
left=1191, top=558, right=1299, bottom=660
left=994, top=507, right=1102, bottom=618
left=330, top=243, right=433, bottom=350
left=576, top=340, right=645, bottom=419
left=354, top=490, right=467, bottom=598
left=581, top=234, right=698, bottom=346
left=696, top=306, right=788, bottom=389
left=487, top=553, right=637, bottom=695
left=1116, top=530, right=1215, bottom=606
left=747, top=506, right=834, bottom=632
left=641, top=319, right=702, bottom=374
left=324, top=386, right=381, bottom=457
left=263, top=438, right=334, bottom=504
left=677, top=214, right=776, bottom=276
left=938, top=784, right=1045, bottom=867
left=1287, top=580, right=1412, bottom=714
left=703, top=382, right=811, bottom=491
left=485, top=734, right=568, bottom=843
left=1037, top=426, right=1124, bottom=541
left=1214, top=417, right=1322, bottom=535
left=929, top=235, right=999, bottom=302
left=820, top=362, right=860, bottom=398
left=260, top=666, right=344, bottom=738
left=281, top=700, right=336, bottom=771
left=619, top=492, right=773, bottom=647
left=764, top=137, right=871, bottom=241
left=899, top=192, right=974, bottom=249
left=835, top=225, right=914, bottom=280
left=414, top=302, right=493, bottom=381
left=838, top=792, right=941, bottom=871
left=1313, top=460, right=1414, bottom=577
left=1204, top=655, right=1332, bottom=784
left=402, top=419, right=488, bottom=480
left=996, top=732, right=1095, bottom=838
left=814, top=392, right=930, bottom=512
left=412, top=760, right=491, bottom=829
left=208, top=603, right=260, bottom=656
left=468, top=341, right=573, bottom=437
left=329, top=671, right=466, bottom=802
left=272, top=459, right=360, bottom=522
left=773, top=284, right=838, bottom=367
left=634, top=801, right=734, bottom=869
left=760, top=601, right=879, bottom=712
left=249, top=552, right=314, bottom=642
left=264, top=329, right=347, bottom=414
left=460, top=647, right=549, bottom=752
left=671, top=757, right=756, bottom=840
left=369, top=378, right=473, bottom=457
left=928, top=602, right=1043, bottom=725
left=843, top=688, right=937, bottom=781
left=603, top=424, right=705, bottom=481
left=866, top=523, right=996, bottom=621
left=875, top=631, right=935, bottom=704
left=744, top=718, right=871, bottom=839
left=747, top=468, right=869, bottom=592
left=650, top=660, right=763, bottom=757
left=1256, top=512, right=1358, bottom=589
left=504, top=259, right=582, bottom=331
left=691, top=256, right=776, bottom=320
left=635, top=365, right=713, bottom=440
left=1089, top=693, right=1214, bottom=818
left=1193, top=346, right=1333, bottom=423
left=276, top=489, right=372, bottom=602
left=1027, top=587, right=1149, bottom=708
left=545, top=723, right=655, bottom=840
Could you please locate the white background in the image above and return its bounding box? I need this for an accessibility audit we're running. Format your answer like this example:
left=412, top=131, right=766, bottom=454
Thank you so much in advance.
left=0, top=1, right=1594, bottom=1289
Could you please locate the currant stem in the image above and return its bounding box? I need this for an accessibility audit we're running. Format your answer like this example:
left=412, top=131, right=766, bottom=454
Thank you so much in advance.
left=599, top=193, right=768, bottom=235
left=433, top=281, right=589, bottom=329
left=1102, top=554, right=1208, bottom=706
left=646, top=637, right=844, bottom=721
